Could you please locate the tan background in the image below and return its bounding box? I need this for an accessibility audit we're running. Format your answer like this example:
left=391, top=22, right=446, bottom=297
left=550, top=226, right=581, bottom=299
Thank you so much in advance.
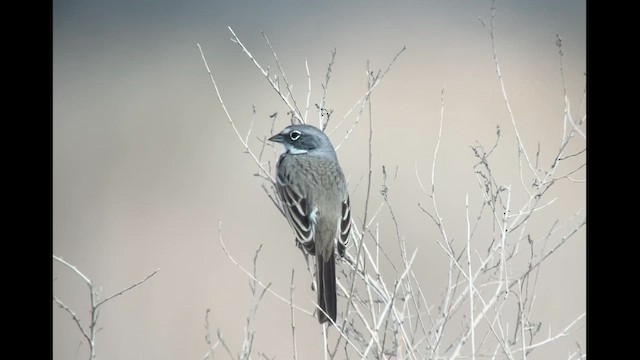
left=53, top=1, right=586, bottom=358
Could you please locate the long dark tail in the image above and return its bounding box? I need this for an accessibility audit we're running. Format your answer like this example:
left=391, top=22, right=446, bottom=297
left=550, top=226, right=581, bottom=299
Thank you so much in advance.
left=317, top=251, right=337, bottom=324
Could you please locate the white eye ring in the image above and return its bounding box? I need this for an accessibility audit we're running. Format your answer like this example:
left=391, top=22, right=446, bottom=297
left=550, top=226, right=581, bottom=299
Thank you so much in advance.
left=289, top=130, right=301, bottom=141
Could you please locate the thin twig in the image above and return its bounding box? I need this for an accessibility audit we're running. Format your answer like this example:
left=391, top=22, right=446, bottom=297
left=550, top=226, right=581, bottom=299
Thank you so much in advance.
left=53, top=255, right=92, bottom=285
left=331, top=46, right=406, bottom=146
left=319, top=48, right=337, bottom=130
left=289, top=270, right=298, bottom=360
left=217, top=220, right=313, bottom=316
left=53, top=254, right=158, bottom=360
left=361, top=64, right=375, bottom=232
left=514, top=313, right=585, bottom=354
left=479, top=1, right=540, bottom=194
left=53, top=295, right=92, bottom=345
left=203, top=309, right=219, bottom=360
left=465, top=193, right=476, bottom=360
left=217, top=329, right=235, bottom=359
left=261, top=31, right=304, bottom=123
left=197, top=43, right=275, bottom=183
left=304, top=58, right=311, bottom=123
left=96, top=268, right=160, bottom=308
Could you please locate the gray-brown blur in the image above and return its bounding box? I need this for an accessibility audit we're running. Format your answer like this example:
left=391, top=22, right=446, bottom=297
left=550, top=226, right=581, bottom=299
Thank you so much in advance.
left=53, top=1, right=586, bottom=358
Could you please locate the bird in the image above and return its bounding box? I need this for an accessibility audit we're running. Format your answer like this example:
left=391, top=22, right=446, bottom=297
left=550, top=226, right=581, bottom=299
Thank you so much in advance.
left=268, top=124, right=351, bottom=324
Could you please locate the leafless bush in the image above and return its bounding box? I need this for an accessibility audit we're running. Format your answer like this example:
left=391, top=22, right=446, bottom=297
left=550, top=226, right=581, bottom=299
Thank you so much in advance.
left=52, top=255, right=159, bottom=360
left=199, top=4, right=585, bottom=360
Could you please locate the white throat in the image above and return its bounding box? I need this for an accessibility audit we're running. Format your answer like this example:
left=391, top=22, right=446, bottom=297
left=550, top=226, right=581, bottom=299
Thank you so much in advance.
left=285, top=143, right=308, bottom=154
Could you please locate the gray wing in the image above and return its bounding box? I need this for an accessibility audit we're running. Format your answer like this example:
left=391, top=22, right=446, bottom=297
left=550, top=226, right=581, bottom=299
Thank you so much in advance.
left=337, top=195, right=351, bottom=258
left=276, top=160, right=316, bottom=255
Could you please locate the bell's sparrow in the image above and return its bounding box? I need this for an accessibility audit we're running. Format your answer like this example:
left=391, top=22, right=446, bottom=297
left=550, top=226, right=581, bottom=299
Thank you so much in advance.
left=269, top=124, right=351, bottom=324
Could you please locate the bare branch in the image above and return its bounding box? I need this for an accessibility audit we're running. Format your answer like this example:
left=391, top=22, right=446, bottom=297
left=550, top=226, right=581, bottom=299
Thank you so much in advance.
left=53, top=295, right=92, bottom=345
left=197, top=43, right=276, bottom=183
left=203, top=309, right=220, bottom=360
left=331, top=46, right=406, bottom=147
left=289, top=270, right=298, bottom=360
left=217, top=220, right=313, bottom=317
left=261, top=31, right=304, bottom=123
left=480, top=1, right=540, bottom=194
left=96, top=268, right=160, bottom=308
left=53, top=254, right=92, bottom=286
left=319, top=48, right=337, bottom=130
left=361, top=64, right=375, bottom=233
left=53, top=254, right=159, bottom=360
left=217, top=329, right=235, bottom=360
left=514, top=313, right=585, bottom=354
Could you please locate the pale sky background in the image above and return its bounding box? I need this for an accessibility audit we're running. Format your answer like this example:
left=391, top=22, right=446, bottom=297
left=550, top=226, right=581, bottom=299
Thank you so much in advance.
left=53, top=1, right=586, bottom=359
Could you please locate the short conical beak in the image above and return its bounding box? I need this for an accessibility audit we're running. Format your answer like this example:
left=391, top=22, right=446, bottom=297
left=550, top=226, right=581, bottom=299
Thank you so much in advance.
left=268, top=133, right=285, bottom=143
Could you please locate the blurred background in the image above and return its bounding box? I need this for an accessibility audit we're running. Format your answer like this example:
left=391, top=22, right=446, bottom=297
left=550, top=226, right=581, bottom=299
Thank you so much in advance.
left=53, top=0, right=586, bottom=358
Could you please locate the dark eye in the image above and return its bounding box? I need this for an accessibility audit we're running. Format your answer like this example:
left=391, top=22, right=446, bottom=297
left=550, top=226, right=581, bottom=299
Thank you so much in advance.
left=289, top=130, right=301, bottom=141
